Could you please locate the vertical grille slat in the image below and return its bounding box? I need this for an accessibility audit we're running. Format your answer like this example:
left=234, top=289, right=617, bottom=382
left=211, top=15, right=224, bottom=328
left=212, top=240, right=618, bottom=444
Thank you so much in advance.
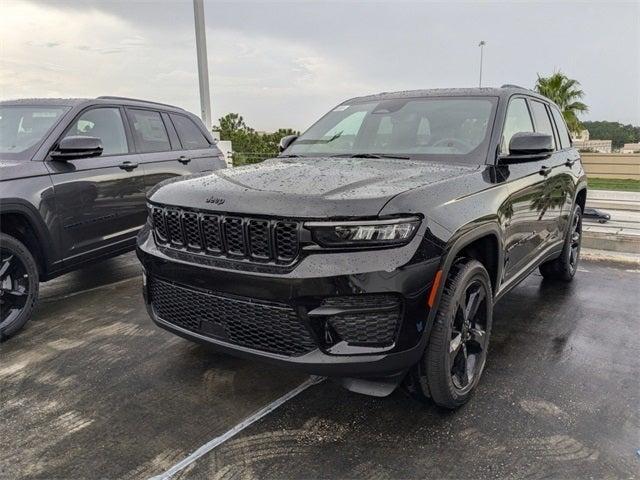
left=151, top=206, right=300, bottom=265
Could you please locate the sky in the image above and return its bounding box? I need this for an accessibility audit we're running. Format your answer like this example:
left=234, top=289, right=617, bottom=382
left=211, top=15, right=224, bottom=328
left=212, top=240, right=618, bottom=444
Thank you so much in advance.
left=1, top=0, right=639, bottom=132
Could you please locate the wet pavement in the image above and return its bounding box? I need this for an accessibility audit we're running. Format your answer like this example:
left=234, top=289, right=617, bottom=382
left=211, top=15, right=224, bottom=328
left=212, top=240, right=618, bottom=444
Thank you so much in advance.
left=1, top=253, right=638, bottom=479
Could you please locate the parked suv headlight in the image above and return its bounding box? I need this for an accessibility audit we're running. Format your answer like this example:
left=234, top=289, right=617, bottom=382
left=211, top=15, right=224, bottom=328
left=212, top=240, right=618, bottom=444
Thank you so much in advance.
left=306, top=216, right=421, bottom=248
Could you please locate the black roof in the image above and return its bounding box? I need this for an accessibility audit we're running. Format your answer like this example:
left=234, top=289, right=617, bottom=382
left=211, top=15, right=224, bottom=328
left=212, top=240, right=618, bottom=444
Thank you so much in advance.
left=0, top=96, right=185, bottom=112
left=345, top=86, right=552, bottom=105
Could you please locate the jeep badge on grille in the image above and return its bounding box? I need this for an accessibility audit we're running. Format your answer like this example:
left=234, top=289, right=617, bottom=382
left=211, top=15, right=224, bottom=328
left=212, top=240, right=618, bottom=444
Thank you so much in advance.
left=206, top=197, right=226, bottom=205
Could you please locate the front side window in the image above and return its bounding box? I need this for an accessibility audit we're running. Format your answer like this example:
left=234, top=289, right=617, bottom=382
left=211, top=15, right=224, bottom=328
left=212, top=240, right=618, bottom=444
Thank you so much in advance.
left=285, top=97, right=497, bottom=162
left=501, top=98, right=534, bottom=153
left=64, top=107, right=128, bottom=155
left=170, top=114, right=209, bottom=149
left=0, top=105, right=68, bottom=159
left=529, top=101, right=556, bottom=149
left=550, top=106, right=571, bottom=149
left=128, top=109, right=171, bottom=153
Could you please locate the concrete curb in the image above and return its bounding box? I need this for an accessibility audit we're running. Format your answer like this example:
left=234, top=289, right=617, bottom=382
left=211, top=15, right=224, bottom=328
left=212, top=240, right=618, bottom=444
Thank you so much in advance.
left=581, top=248, right=640, bottom=267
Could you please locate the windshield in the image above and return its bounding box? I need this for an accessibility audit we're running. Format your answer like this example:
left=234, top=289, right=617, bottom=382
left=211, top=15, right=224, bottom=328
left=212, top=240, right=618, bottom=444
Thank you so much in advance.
left=0, top=105, right=69, bottom=159
left=285, top=97, right=497, bottom=162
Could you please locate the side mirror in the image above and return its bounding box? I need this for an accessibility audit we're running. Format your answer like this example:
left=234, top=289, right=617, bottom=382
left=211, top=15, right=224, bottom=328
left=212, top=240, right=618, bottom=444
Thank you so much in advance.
left=278, top=135, right=298, bottom=153
left=51, top=136, right=103, bottom=161
left=499, top=132, right=553, bottom=164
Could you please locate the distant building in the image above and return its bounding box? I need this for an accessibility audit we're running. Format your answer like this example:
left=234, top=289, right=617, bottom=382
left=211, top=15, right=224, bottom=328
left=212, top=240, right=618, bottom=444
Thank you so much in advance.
left=571, top=129, right=612, bottom=153
left=620, top=142, right=640, bottom=154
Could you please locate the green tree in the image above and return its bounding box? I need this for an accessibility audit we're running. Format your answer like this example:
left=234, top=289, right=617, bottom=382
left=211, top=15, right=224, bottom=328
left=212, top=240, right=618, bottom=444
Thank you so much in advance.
left=214, top=114, right=299, bottom=166
left=534, top=72, right=588, bottom=134
left=582, top=121, right=640, bottom=149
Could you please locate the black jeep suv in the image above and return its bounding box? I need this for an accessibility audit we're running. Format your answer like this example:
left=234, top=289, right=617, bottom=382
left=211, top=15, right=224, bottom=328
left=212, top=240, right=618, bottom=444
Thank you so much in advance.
left=0, top=97, right=225, bottom=339
left=137, top=87, right=587, bottom=408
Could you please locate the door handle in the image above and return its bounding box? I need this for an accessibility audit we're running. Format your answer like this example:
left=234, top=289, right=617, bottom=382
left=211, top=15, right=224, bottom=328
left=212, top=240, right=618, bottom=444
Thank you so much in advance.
left=565, top=158, right=576, bottom=168
left=118, top=161, right=139, bottom=172
left=539, top=166, right=552, bottom=176
left=178, top=156, right=192, bottom=165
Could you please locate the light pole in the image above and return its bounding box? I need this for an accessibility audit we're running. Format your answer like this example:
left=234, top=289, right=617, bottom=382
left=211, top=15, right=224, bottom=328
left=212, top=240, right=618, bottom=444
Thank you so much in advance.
left=478, top=40, right=486, bottom=87
left=193, top=0, right=212, bottom=130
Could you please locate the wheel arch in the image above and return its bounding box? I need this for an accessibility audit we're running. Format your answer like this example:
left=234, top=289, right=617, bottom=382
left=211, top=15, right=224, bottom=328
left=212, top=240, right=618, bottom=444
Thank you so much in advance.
left=428, top=222, right=504, bottom=323
left=0, top=200, right=54, bottom=278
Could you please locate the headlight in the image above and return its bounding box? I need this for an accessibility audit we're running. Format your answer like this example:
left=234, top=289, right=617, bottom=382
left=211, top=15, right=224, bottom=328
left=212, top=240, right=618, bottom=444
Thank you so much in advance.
left=306, top=216, right=421, bottom=248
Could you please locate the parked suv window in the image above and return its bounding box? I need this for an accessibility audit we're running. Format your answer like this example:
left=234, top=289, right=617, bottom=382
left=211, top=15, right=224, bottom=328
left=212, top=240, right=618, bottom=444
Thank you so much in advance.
left=529, top=101, right=557, bottom=149
left=64, top=108, right=128, bottom=155
left=501, top=98, right=534, bottom=153
left=128, top=109, right=171, bottom=153
left=0, top=106, right=69, bottom=159
left=550, top=106, right=572, bottom=149
left=170, top=114, right=209, bottom=149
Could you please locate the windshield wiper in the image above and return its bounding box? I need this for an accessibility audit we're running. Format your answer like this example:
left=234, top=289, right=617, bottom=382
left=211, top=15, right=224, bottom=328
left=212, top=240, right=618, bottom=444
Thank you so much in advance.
left=277, top=154, right=302, bottom=158
left=331, top=153, right=411, bottom=160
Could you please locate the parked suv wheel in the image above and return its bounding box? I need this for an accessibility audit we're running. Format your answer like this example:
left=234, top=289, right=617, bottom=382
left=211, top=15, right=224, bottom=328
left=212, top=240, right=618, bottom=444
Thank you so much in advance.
left=408, top=259, right=493, bottom=409
left=539, top=204, right=582, bottom=282
left=0, top=233, right=39, bottom=341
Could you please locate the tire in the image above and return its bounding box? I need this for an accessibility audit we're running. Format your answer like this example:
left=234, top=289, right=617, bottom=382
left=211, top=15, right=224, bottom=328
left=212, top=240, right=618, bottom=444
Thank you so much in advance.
left=407, top=259, right=493, bottom=409
left=539, top=204, right=582, bottom=282
left=0, top=233, right=39, bottom=341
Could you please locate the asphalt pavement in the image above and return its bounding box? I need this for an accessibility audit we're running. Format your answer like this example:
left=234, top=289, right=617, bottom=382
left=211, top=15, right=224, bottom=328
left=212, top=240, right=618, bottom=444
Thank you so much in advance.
left=1, top=253, right=638, bottom=479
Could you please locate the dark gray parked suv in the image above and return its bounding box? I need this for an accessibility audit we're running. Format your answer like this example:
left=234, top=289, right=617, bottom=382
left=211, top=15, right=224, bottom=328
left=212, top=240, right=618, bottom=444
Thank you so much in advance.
left=0, top=96, right=226, bottom=339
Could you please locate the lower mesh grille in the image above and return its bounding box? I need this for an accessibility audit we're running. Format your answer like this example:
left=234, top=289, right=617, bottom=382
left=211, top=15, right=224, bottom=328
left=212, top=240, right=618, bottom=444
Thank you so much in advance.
left=149, top=277, right=317, bottom=356
left=322, top=295, right=401, bottom=346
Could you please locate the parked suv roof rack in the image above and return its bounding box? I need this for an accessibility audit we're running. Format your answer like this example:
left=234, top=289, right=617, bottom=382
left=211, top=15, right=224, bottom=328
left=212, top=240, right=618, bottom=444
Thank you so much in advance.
left=97, top=96, right=183, bottom=109
left=500, top=84, right=529, bottom=90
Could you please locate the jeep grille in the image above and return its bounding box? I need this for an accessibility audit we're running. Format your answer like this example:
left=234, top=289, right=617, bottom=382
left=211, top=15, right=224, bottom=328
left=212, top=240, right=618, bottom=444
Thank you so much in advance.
left=150, top=206, right=300, bottom=264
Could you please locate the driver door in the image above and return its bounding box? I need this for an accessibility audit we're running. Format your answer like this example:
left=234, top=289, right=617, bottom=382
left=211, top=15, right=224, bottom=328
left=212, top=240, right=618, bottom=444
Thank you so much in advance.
left=45, top=106, right=147, bottom=266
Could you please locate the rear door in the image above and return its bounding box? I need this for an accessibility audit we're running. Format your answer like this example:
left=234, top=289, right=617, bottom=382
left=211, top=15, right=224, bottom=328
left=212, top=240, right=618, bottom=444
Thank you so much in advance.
left=549, top=105, right=580, bottom=234
left=501, top=97, right=548, bottom=280
left=46, top=106, right=146, bottom=263
left=125, top=108, right=198, bottom=191
left=167, top=112, right=226, bottom=173
left=528, top=99, right=567, bottom=247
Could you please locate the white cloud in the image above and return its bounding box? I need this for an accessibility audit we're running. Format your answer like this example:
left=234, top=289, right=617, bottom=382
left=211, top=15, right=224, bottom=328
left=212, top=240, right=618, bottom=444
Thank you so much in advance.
left=0, top=1, right=380, bottom=131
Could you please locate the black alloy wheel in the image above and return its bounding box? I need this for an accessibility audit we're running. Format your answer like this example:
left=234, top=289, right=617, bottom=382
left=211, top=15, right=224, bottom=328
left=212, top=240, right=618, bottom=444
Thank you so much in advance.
left=0, top=234, right=39, bottom=341
left=448, top=279, right=489, bottom=393
left=539, top=204, right=583, bottom=281
left=406, top=259, right=493, bottom=409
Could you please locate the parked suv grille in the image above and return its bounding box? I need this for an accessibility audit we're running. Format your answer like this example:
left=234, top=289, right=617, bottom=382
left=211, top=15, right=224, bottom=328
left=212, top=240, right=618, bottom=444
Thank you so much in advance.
left=149, top=276, right=317, bottom=357
left=151, top=206, right=300, bottom=264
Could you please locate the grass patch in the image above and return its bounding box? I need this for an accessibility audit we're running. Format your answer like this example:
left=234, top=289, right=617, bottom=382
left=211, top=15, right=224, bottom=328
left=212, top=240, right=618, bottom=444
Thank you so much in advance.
left=588, top=178, right=640, bottom=192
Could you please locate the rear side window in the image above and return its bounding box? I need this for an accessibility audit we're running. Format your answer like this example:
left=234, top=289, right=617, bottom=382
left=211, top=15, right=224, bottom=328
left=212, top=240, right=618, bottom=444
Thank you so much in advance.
left=64, top=107, right=128, bottom=155
left=501, top=98, right=534, bottom=153
left=170, top=114, right=209, bottom=149
left=529, top=101, right=557, bottom=149
left=128, top=109, right=171, bottom=153
left=550, top=107, right=572, bottom=149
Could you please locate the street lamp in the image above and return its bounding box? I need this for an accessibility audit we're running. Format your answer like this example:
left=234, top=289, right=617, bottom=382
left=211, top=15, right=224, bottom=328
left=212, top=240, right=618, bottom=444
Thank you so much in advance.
left=193, top=0, right=212, bottom=130
left=478, top=40, right=486, bottom=87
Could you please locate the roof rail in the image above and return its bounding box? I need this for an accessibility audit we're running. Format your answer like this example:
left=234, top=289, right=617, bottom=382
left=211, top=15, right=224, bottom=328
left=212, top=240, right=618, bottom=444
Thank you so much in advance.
left=97, top=96, right=183, bottom=109
left=500, top=84, right=528, bottom=90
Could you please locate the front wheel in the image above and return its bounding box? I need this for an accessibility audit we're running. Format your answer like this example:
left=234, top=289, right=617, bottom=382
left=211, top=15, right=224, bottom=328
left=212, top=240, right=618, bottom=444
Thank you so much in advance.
left=0, top=233, right=39, bottom=341
left=407, top=259, right=493, bottom=409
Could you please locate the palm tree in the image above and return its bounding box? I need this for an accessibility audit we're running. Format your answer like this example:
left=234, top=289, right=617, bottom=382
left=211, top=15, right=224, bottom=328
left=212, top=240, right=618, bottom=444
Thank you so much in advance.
left=534, top=72, right=588, bottom=134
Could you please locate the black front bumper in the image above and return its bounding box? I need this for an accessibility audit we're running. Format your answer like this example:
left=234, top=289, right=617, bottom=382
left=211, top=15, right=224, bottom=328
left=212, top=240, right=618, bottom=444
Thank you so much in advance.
left=136, top=225, right=441, bottom=378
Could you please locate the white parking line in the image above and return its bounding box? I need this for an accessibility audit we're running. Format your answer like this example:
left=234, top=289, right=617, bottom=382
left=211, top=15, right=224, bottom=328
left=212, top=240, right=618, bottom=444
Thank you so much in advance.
left=150, top=375, right=325, bottom=480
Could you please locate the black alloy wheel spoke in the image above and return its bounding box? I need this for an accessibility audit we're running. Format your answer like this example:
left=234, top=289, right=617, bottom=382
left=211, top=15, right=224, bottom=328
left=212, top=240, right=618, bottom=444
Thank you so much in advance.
left=0, top=255, right=14, bottom=279
left=450, top=279, right=488, bottom=392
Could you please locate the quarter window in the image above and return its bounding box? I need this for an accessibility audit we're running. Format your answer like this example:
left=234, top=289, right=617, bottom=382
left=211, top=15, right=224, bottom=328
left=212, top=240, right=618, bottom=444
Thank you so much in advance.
left=501, top=98, right=534, bottom=153
left=64, top=108, right=128, bottom=155
left=170, top=114, right=210, bottom=149
left=529, top=101, right=557, bottom=149
left=128, top=109, right=171, bottom=153
left=550, top=106, right=572, bottom=149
